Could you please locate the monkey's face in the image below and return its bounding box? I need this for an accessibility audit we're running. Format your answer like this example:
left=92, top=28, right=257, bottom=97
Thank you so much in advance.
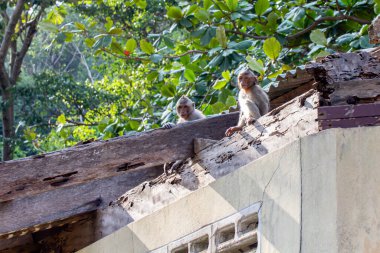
left=177, top=102, right=194, bottom=119
left=238, top=71, right=257, bottom=90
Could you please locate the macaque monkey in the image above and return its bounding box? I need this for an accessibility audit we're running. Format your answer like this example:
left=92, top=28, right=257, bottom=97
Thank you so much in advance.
left=163, top=96, right=206, bottom=174
left=164, top=95, right=206, bottom=129
left=225, top=69, right=269, bottom=137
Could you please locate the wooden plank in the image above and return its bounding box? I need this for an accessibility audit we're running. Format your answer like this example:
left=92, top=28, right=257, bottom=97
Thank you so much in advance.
left=318, top=103, right=380, bottom=120
left=270, top=81, right=315, bottom=109
left=319, top=117, right=380, bottom=130
left=327, top=79, right=380, bottom=105
left=0, top=113, right=239, bottom=202
left=0, top=165, right=161, bottom=236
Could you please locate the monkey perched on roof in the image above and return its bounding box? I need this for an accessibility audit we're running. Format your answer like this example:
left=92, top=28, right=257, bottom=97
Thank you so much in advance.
left=163, top=95, right=206, bottom=129
left=225, top=69, right=270, bottom=137
left=163, top=96, right=206, bottom=174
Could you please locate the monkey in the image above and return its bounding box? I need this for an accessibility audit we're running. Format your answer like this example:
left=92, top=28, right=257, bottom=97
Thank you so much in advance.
left=163, top=96, right=206, bottom=174
left=225, top=69, right=270, bottom=137
left=163, top=95, right=206, bottom=129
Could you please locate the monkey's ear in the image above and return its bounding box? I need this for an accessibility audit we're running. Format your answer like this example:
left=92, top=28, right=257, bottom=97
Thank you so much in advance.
left=192, top=102, right=195, bottom=107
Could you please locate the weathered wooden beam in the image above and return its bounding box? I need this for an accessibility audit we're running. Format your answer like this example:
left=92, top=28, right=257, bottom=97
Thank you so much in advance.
left=318, top=103, right=380, bottom=120
left=270, top=81, right=315, bottom=109
left=319, top=117, right=380, bottom=130
left=326, top=79, right=380, bottom=105
left=0, top=166, right=160, bottom=236
left=0, top=113, right=239, bottom=202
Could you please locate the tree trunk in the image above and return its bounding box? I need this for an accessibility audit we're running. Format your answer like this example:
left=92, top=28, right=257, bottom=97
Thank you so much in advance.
left=2, top=86, right=14, bottom=161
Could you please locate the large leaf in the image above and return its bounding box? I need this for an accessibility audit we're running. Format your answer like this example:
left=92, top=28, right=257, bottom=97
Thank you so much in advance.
left=126, top=38, right=137, bottom=52
left=140, top=39, right=155, bottom=54
left=263, top=37, right=282, bottom=60
left=184, top=69, right=196, bottom=82
left=255, top=0, right=270, bottom=16
left=167, top=6, right=183, bottom=20
left=213, top=79, right=227, bottom=90
left=310, top=29, right=327, bottom=46
left=225, top=0, right=239, bottom=11
left=246, top=56, right=265, bottom=76
left=195, top=8, right=210, bottom=22
left=161, top=84, right=176, bottom=97
left=110, top=41, right=124, bottom=55
left=230, top=40, right=253, bottom=50
left=216, top=26, right=228, bottom=48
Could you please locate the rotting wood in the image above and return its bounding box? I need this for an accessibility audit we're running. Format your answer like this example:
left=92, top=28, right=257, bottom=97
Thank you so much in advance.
left=0, top=165, right=159, bottom=237
left=270, top=81, right=315, bottom=109
left=306, top=51, right=380, bottom=84
left=321, top=79, right=380, bottom=105
left=113, top=90, right=320, bottom=222
left=0, top=113, right=239, bottom=202
left=319, top=117, right=380, bottom=130
left=318, top=103, right=380, bottom=120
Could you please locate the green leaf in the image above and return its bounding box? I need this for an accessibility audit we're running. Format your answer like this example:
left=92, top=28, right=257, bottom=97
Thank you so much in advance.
left=216, top=26, right=228, bottom=48
left=85, top=38, right=95, bottom=48
left=267, top=69, right=283, bottom=79
left=135, top=0, right=147, bottom=9
left=222, top=70, right=231, bottom=81
left=147, top=71, right=159, bottom=81
left=255, top=0, right=270, bottom=16
left=225, top=0, right=239, bottom=11
left=200, top=27, right=216, bottom=46
left=335, top=33, right=356, bottom=45
left=180, top=55, right=191, bottom=65
left=204, top=0, right=212, bottom=9
left=108, top=27, right=123, bottom=35
left=75, top=22, right=86, bottom=31
left=150, top=54, right=163, bottom=63
left=310, top=29, right=327, bottom=46
left=246, top=56, right=265, bottom=76
left=140, top=39, right=155, bottom=54
left=64, top=32, right=74, bottom=42
left=126, top=38, right=137, bottom=53
left=213, top=79, right=227, bottom=90
left=129, top=120, right=140, bottom=130
left=263, top=37, right=282, bottom=60
left=211, top=101, right=226, bottom=113
left=226, top=96, right=236, bottom=107
left=57, top=114, right=66, bottom=124
left=111, top=41, right=124, bottom=55
left=230, top=40, right=253, bottom=50
left=161, top=84, right=176, bottom=97
left=184, top=69, right=196, bottom=82
left=167, top=6, right=183, bottom=20
left=195, top=8, right=210, bottom=22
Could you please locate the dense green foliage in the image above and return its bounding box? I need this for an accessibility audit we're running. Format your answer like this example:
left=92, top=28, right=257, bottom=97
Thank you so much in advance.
left=2, top=0, right=378, bottom=159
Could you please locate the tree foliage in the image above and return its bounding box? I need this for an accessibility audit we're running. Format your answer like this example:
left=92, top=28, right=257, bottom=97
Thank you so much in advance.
left=1, top=0, right=378, bottom=159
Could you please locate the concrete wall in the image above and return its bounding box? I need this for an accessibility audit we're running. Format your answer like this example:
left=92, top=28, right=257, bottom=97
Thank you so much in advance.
left=79, top=127, right=380, bottom=253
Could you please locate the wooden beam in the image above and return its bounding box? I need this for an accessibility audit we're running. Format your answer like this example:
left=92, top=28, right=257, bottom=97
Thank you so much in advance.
left=0, top=166, right=161, bottom=236
left=318, top=103, right=380, bottom=120
left=326, top=79, right=380, bottom=105
left=0, top=113, right=238, bottom=202
left=319, top=117, right=380, bottom=130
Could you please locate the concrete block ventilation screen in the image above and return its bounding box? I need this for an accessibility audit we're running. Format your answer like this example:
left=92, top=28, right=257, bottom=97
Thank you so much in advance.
left=151, top=203, right=260, bottom=253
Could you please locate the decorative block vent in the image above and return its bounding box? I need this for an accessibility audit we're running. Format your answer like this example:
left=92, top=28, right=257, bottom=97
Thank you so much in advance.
left=151, top=203, right=260, bottom=253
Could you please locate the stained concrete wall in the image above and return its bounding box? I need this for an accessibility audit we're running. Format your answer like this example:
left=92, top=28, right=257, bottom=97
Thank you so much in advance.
left=79, top=127, right=380, bottom=253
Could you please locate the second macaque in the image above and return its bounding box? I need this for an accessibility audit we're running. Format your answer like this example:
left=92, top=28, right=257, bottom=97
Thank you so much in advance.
left=163, top=96, right=205, bottom=174
left=225, top=69, right=270, bottom=137
left=164, top=95, right=206, bottom=129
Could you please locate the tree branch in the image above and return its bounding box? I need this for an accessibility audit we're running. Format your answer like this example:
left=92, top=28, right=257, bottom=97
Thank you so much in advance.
left=10, top=6, right=45, bottom=84
left=225, top=29, right=269, bottom=40
left=0, top=0, right=25, bottom=62
left=287, top=15, right=370, bottom=40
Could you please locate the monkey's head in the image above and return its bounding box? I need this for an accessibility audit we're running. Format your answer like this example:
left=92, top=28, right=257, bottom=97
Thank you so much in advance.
left=176, top=95, right=195, bottom=120
left=238, top=69, right=258, bottom=90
